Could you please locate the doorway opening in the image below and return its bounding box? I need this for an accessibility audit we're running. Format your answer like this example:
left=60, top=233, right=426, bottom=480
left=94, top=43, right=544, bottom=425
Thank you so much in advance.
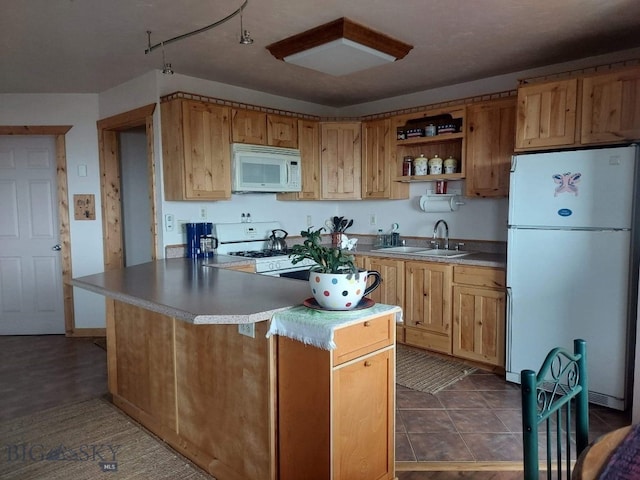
left=97, top=104, right=157, bottom=271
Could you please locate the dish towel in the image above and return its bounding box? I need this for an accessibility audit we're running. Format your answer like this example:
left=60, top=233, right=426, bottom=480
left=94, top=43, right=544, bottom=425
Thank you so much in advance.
left=266, top=303, right=402, bottom=350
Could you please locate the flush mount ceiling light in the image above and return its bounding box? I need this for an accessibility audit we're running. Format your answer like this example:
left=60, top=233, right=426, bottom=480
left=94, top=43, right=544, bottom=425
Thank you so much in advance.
left=266, top=17, right=412, bottom=76
left=145, top=0, right=252, bottom=71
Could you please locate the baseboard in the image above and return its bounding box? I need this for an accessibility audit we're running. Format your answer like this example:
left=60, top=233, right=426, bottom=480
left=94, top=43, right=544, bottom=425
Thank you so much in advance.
left=395, top=461, right=523, bottom=471
left=67, top=328, right=106, bottom=337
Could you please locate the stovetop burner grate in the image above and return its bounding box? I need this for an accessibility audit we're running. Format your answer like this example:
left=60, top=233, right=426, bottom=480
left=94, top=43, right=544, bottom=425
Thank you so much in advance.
left=228, top=249, right=294, bottom=259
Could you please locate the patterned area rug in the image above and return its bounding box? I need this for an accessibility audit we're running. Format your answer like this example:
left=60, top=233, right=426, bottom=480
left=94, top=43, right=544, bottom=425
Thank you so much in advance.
left=396, top=344, right=477, bottom=394
left=0, top=397, right=213, bottom=479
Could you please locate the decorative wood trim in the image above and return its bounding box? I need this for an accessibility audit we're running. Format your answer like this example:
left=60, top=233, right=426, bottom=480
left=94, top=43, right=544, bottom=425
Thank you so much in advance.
left=145, top=114, right=158, bottom=260
left=161, top=91, right=320, bottom=120
left=97, top=104, right=156, bottom=131
left=517, top=58, right=640, bottom=86
left=0, top=126, right=72, bottom=135
left=97, top=103, right=157, bottom=269
left=161, top=90, right=517, bottom=123
left=266, top=17, right=412, bottom=62
left=67, top=327, right=106, bottom=337
left=99, top=130, right=123, bottom=271
left=395, top=461, right=524, bottom=471
left=55, top=135, right=74, bottom=334
left=0, top=126, right=75, bottom=335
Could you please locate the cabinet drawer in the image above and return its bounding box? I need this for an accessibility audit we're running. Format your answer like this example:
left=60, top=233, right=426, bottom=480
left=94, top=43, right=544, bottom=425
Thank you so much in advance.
left=333, top=314, right=394, bottom=366
left=453, top=265, right=505, bottom=288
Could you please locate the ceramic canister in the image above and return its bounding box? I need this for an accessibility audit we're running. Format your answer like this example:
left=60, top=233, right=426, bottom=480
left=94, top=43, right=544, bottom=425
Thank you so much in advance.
left=413, top=154, right=429, bottom=175
left=444, top=156, right=458, bottom=174
left=428, top=154, right=443, bottom=175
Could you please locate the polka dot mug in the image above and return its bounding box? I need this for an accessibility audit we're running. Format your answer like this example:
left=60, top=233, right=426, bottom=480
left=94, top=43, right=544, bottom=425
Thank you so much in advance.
left=310, top=270, right=382, bottom=310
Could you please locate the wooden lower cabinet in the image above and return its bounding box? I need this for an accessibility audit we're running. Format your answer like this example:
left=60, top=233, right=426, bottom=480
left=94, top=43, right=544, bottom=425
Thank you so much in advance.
left=404, top=261, right=452, bottom=355
left=107, top=300, right=395, bottom=480
left=109, top=300, right=274, bottom=480
left=278, top=313, right=396, bottom=480
left=452, top=265, right=506, bottom=367
left=363, top=255, right=405, bottom=343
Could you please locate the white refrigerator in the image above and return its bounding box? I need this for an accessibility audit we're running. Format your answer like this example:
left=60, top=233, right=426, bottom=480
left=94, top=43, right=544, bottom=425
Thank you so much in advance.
left=506, top=145, right=639, bottom=410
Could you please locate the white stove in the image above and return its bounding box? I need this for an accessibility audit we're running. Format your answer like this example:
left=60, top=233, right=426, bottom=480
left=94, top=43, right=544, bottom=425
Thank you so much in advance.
left=213, top=222, right=315, bottom=276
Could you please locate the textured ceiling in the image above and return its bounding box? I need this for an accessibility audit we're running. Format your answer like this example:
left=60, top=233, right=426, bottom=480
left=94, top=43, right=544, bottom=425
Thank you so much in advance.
left=3, top=0, right=640, bottom=107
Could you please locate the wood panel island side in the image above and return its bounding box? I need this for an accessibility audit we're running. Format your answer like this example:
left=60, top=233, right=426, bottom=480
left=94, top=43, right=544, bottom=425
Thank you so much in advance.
left=72, top=258, right=399, bottom=480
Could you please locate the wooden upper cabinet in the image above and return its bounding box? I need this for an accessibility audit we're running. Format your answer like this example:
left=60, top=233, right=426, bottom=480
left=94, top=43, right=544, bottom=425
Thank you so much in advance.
left=362, top=118, right=409, bottom=200
left=267, top=114, right=298, bottom=148
left=362, top=118, right=390, bottom=199
left=320, top=122, right=362, bottom=200
left=277, top=119, right=320, bottom=201
left=231, top=108, right=267, bottom=145
left=465, top=97, right=516, bottom=198
left=231, top=108, right=298, bottom=148
left=161, top=99, right=231, bottom=200
left=515, top=78, right=578, bottom=150
left=581, top=66, right=640, bottom=145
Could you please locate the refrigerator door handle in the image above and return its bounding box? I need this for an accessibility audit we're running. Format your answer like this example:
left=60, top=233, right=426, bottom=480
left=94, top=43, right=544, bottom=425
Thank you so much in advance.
left=510, top=155, right=517, bottom=172
left=505, top=286, right=513, bottom=373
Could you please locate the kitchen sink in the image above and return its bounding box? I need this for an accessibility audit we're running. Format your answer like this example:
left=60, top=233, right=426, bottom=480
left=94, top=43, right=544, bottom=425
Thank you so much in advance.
left=374, top=246, right=429, bottom=254
left=412, top=249, right=475, bottom=258
left=375, top=246, right=475, bottom=258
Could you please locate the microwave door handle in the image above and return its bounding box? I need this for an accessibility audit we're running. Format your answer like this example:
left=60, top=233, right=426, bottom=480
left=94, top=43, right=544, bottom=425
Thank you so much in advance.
left=285, top=162, right=290, bottom=183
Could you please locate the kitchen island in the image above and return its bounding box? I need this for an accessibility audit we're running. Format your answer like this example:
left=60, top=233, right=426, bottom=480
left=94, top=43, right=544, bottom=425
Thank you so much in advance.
left=72, top=258, right=400, bottom=480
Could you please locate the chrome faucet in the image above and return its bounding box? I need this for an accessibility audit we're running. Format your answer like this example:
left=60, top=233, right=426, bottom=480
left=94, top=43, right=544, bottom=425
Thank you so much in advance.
left=432, top=219, right=449, bottom=250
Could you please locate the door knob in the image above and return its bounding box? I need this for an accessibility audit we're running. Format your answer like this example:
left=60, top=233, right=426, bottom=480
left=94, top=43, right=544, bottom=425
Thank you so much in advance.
left=52, top=244, right=62, bottom=251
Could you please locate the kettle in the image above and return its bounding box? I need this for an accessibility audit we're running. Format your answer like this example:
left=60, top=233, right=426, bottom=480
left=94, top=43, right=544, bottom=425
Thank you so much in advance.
left=269, top=229, right=288, bottom=251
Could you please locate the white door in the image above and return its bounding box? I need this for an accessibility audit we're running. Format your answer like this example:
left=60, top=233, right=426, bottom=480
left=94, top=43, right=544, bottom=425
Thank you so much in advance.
left=0, top=136, right=64, bottom=334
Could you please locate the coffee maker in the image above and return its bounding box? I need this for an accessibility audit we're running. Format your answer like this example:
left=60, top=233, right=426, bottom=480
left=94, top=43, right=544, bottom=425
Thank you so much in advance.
left=186, top=222, right=218, bottom=258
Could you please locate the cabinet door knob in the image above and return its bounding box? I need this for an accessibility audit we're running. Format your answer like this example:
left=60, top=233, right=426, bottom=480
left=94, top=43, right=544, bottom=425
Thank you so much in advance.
left=364, top=361, right=372, bottom=367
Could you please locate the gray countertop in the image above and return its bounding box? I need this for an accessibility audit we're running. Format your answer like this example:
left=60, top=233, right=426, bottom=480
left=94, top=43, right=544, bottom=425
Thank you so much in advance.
left=72, top=247, right=505, bottom=326
left=72, top=257, right=312, bottom=325
left=353, top=245, right=506, bottom=268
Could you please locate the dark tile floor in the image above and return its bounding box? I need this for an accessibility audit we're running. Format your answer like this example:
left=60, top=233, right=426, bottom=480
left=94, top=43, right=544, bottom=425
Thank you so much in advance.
left=395, top=368, right=631, bottom=479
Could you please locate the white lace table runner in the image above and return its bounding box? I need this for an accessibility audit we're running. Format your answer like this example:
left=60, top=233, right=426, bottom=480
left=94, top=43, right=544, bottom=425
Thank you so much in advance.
left=266, top=303, right=402, bottom=350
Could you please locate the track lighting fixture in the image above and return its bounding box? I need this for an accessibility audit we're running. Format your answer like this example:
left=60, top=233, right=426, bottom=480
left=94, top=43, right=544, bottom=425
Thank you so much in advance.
left=239, top=3, right=253, bottom=45
left=160, top=42, right=174, bottom=75
left=145, top=0, right=253, bottom=71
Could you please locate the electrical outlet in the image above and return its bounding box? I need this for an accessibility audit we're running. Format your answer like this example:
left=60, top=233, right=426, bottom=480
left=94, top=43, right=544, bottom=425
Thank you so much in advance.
left=199, top=207, right=207, bottom=220
left=238, top=323, right=255, bottom=338
left=165, top=214, right=175, bottom=232
left=306, top=215, right=312, bottom=227
left=369, top=213, right=377, bottom=225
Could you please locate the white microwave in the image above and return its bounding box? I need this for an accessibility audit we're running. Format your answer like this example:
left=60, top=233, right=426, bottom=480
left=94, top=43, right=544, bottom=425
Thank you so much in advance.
left=231, top=143, right=302, bottom=193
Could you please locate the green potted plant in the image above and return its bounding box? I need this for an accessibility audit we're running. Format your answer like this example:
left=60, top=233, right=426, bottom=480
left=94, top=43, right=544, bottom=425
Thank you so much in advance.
left=289, top=227, right=381, bottom=310
left=289, top=227, right=358, bottom=274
